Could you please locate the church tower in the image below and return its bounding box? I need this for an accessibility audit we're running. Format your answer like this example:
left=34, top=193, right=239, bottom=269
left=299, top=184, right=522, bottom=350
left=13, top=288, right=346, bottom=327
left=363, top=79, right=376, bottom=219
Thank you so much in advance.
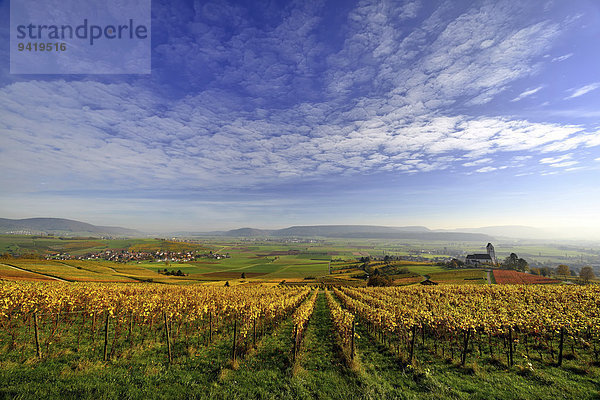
left=486, top=243, right=496, bottom=265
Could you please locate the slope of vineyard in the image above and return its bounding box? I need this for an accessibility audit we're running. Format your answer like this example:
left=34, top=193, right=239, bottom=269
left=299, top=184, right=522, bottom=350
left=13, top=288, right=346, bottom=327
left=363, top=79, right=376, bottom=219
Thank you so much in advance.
left=0, top=263, right=55, bottom=281
left=493, top=269, right=560, bottom=284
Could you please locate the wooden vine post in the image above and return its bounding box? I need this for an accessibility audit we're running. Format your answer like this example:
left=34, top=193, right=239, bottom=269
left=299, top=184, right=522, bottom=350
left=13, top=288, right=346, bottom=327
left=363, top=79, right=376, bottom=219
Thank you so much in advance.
left=350, top=320, right=356, bottom=360
left=163, top=311, right=172, bottom=364
left=558, top=326, right=565, bottom=366
left=409, top=325, right=417, bottom=363
left=292, top=325, right=298, bottom=361
left=232, top=319, right=237, bottom=362
left=33, top=312, right=41, bottom=359
left=103, top=311, right=110, bottom=362
left=209, top=312, right=212, bottom=343
left=461, top=328, right=471, bottom=366
left=253, top=318, right=257, bottom=348
left=128, top=311, right=134, bottom=346
left=508, top=326, right=514, bottom=367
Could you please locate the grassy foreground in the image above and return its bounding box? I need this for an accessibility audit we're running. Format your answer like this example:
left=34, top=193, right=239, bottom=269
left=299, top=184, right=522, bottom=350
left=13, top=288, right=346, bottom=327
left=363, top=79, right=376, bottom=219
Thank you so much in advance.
left=1, top=292, right=599, bottom=399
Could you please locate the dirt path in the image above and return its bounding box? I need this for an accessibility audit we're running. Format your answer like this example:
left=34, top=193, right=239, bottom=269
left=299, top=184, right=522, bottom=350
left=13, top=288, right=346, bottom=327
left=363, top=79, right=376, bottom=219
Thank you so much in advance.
left=486, top=269, right=492, bottom=284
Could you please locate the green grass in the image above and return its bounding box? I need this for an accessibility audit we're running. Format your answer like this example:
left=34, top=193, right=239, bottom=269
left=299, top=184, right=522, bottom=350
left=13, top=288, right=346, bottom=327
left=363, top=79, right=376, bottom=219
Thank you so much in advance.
left=267, top=263, right=329, bottom=279
left=351, top=319, right=600, bottom=399
left=428, top=269, right=487, bottom=284
left=0, top=311, right=244, bottom=399
left=212, top=293, right=363, bottom=399
left=402, top=264, right=448, bottom=275
left=290, top=293, right=360, bottom=398
left=209, top=309, right=297, bottom=398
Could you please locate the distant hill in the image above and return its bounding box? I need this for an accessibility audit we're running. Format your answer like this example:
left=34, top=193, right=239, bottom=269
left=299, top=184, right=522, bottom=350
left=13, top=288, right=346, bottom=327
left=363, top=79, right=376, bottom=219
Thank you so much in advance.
left=273, top=225, right=430, bottom=237
left=436, top=225, right=553, bottom=240
left=226, top=228, right=275, bottom=237
left=0, top=218, right=144, bottom=237
left=216, top=225, right=493, bottom=241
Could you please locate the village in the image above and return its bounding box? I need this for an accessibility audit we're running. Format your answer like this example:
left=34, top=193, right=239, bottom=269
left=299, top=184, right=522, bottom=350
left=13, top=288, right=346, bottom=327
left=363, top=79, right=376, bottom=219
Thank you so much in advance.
left=45, top=249, right=230, bottom=263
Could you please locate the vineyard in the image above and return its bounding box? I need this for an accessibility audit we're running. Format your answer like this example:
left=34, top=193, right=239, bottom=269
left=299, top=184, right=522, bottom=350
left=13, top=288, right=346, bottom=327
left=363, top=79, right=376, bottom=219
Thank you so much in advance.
left=333, top=285, right=600, bottom=367
left=0, top=282, right=311, bottom=365
left=493, top=269, right=560, bottom=285
left=1, top=281, right=599, bottom=399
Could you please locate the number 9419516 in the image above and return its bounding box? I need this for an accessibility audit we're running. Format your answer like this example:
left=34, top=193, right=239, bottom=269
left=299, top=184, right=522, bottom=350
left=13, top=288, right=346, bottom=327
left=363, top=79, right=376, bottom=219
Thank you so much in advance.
left=18, top=42, right=66, bottom=51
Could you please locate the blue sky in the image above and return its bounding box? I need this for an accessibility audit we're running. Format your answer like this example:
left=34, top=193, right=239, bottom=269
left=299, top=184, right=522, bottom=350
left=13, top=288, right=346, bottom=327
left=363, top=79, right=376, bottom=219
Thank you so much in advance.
left=1, top=0, right=600, bottom=237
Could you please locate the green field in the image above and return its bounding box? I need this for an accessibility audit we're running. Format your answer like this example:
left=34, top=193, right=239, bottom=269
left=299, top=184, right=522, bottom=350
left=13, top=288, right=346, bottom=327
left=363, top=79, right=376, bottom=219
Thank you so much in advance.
left=0, top=257, right=490, bottom=286
left=1, top=235, right=598, bottom=286
left=428, top=269, right=488, bottom=284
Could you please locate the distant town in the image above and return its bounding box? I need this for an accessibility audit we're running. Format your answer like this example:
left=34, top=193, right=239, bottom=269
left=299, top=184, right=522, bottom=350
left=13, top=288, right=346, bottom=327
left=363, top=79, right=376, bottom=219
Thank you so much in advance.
left=45, top=249, right=230, bottom=263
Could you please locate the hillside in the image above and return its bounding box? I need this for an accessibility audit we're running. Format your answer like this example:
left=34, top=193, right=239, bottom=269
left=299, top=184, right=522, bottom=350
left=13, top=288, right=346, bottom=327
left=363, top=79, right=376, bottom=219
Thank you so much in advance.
left=220, top=225, right=494, bottom=241
left=0, top=218, right=143, bottom=237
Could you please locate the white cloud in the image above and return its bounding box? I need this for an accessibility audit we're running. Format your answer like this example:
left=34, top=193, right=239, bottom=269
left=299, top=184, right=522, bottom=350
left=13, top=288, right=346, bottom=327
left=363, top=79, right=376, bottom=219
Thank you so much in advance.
left=0, top=1, right=597, bottom=197
left=540, top=154, right=572, bottom=164
left=326, top=0, right=561, bottom=110
left=564, top=83, right=600, bottom=99
left=549, top=161, right=578, bottom=168
left=476, top=166, right=497, bottom=173
left=1, top=77, right=597, bottom=193
left=541, top=133, right=600, bottom=152
left=511, top=86, right=544, bottom=102
left=463, top=158, right=492, bottom=167
left=552, top=53, right=573, bottom=62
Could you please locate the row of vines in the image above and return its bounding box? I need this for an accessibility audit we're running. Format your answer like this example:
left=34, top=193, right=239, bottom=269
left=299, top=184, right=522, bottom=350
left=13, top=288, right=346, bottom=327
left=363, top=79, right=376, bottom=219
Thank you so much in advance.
left=0, top=281, right=312, bottom=363
left=4, top=281, right=599, bottom=371
left=332, top=285, right=600, bottom=367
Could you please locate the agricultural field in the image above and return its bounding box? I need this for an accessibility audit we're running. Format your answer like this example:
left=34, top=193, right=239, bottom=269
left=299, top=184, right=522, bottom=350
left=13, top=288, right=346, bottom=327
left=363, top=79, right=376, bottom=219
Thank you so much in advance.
left=0, top=236, right=216, bottom=257
left=493, top=270, right=560, bottom=285
left=1, top=235, right=598, bottom=285
left=0, top=236, right=438, bottom=285
left=1, top=253, right=595, bottom=288
left=1, top=281, right=599, bottom=399
left=0, top=260, right=155, bottom=283
left=0, top=263, right=55, bottom=282
left=428, top=269, right=488, bottom=285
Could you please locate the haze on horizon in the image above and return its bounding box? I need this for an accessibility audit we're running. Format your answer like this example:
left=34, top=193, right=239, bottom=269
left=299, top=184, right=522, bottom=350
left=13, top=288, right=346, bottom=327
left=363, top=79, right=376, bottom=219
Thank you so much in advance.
left=1, top=0, right=600, bottom=239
